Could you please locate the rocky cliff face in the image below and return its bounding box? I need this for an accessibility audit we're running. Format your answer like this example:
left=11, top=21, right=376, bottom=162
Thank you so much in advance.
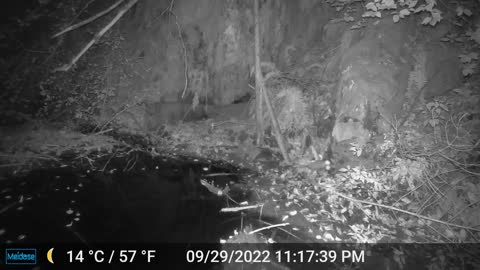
left=95, top=0, right=336, bottom=131
left=120, top=0, right=332, bottom=106
left=102, top=0, right=462, bottom=143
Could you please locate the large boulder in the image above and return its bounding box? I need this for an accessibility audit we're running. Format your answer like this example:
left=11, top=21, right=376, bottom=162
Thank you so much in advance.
left=329, top=17, right=462, bottom=147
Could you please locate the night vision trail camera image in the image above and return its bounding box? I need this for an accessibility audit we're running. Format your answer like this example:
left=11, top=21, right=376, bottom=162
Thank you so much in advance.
left=0, top=0, right=479, bottom=269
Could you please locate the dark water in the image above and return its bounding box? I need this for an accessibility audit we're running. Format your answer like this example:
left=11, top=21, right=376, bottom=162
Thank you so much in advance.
left=0, top=152, right=249, bottom=244
left=2, top=154, right=478, bottom=270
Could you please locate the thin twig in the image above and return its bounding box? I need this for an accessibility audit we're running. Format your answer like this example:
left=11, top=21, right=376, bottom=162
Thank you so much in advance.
left=52, top=0, right=125, bottom=38
left=95, top=100, right=141, bottom=133
left=67, top=228, right=90, bottom=246
left=0, top=202, right=19, bottom=215
left=100, top=149, right=118, bottom=172
left=126, top=153, right=138, bottom=171
left=68, top=0, right=97, bottom=27
left=220, top=205, right=261, bottom=213
left=394, top=181, right=426, bottom=205
left=93, top=128, right=113, bottom=136
left=254, top=0, right=264, bottom=145
left=448, top=199, right=480, bottom=223
left=54, top=0, right=138, bottom=72
left=438, top=153, right=480, bottom=176
left=0, top=153, right=58, bottom=161
left=0, top=163, right=25, bottom=168
left=425, top=223, right=452, bottom=243
left=173, top=11, right=188, bottom=99
left=203, top=173, right=239, bottom=177
left=333, top=191, right=480, bottom=232
left=256, top=220, right=304, bottom=242
left=248, top=223, right=289, bottom=235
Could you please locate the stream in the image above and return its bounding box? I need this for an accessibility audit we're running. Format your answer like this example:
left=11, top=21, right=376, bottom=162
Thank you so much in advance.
left=0, top=152, right=250, bottom=244
left=2, top=151, right=475, bottom=270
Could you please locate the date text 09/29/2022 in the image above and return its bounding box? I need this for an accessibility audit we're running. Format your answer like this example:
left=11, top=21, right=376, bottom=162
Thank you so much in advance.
left=64, top=248, right=365, bottom=265
left=185, top=249, right=365, bottom=264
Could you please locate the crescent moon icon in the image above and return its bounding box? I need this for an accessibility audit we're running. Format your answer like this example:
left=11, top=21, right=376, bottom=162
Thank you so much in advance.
left=47, top=248, right=54, bottom=264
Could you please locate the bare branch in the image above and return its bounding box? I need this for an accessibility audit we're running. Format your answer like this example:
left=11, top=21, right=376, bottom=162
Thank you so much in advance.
left=51, top=0, right=125, bottom=39
left=254, top=0, right=264, bottom=145
left=54, top=0, right=138, bottom=72
left=333, top=191, right=480, bottom=232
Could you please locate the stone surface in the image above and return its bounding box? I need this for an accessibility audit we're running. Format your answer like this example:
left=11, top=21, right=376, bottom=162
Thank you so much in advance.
left=331, top=18, right=414, bottom=144
left=122, top=0, right=332, bottom=106
left=422, top=43, right=463, bottom=100
left=97, top=0, right=464, bottom=145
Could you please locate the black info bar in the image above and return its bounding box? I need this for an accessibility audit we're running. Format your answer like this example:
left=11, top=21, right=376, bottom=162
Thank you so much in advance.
left=1, top=243, right=479, bottom=270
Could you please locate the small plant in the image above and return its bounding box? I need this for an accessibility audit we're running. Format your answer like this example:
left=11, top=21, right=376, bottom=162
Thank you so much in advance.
left=391, top=157, right=427, bottom=192
left=458, top=52, right=478, bottom=77
left=329, top=0, right=444, bottom=26
left=349, top=142, right=363, bottom=157
left=470, top=26, right=480, bottom=45
left=362, top=0, right=443, bottom=26
left=455, top=6, right=473, bottom=17
left=379, top=133, right=396, bottom=157
left=424, top=98, right=448, bottom=141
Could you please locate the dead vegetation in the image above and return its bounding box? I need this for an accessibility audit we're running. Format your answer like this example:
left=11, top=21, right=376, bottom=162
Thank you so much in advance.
left=0, top=121, right=121, bottom=174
